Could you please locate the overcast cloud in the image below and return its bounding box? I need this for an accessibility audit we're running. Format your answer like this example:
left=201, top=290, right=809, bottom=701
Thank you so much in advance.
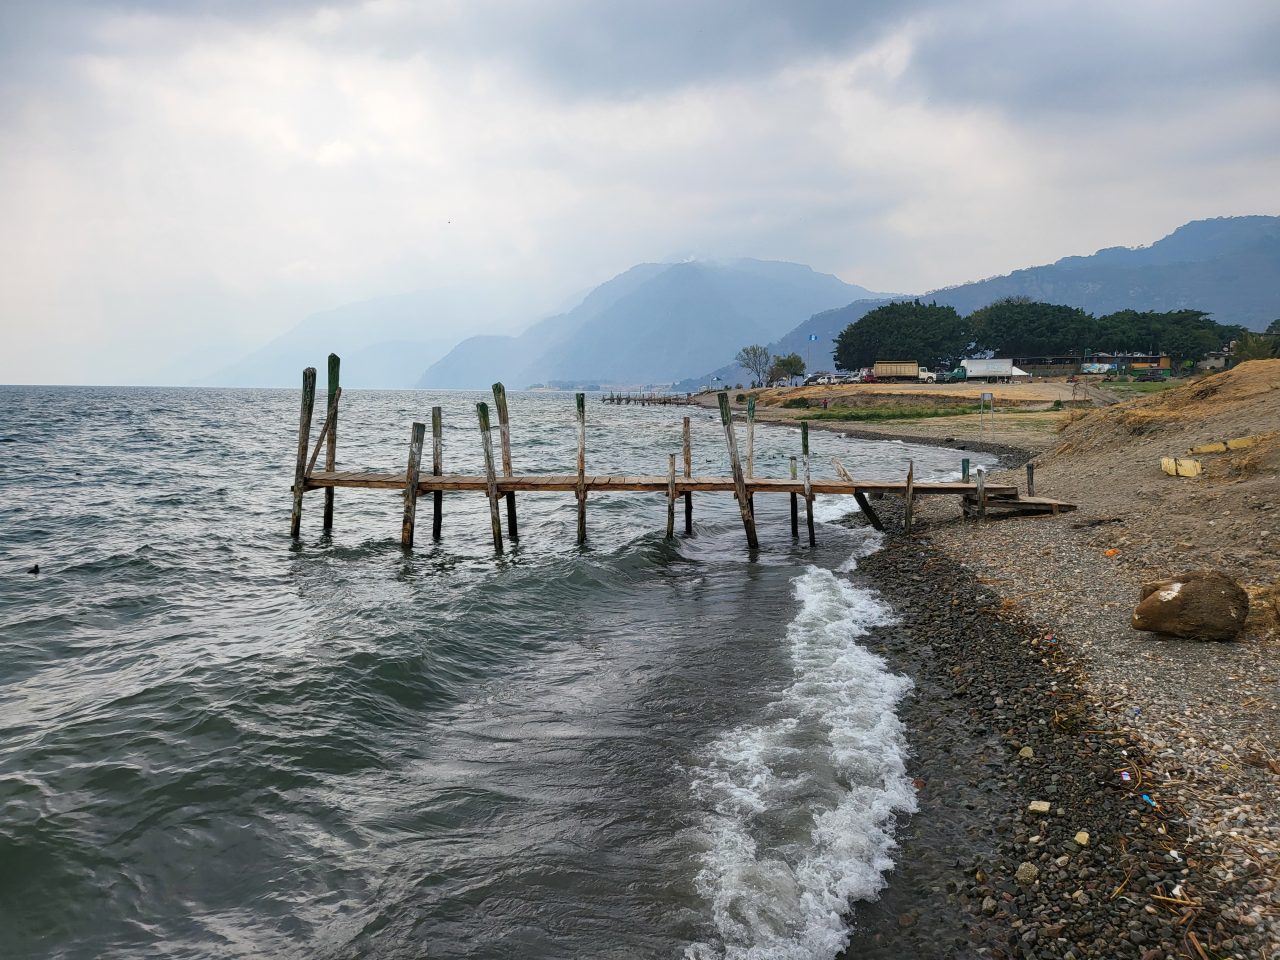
left=1, top=0, right=1277, bottom=383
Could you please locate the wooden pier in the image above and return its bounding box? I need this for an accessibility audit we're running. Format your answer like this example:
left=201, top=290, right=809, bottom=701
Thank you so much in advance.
left=290, top=356, right=1071, bottom=549
left=602, top=391, right=693, bottom=405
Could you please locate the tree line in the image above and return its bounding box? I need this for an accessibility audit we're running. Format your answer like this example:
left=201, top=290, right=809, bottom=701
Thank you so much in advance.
left=832, top=298, right=1270, bottom=372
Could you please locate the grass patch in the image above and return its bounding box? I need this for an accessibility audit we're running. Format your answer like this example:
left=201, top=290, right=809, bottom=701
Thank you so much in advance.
left=1105, top=380, right=1180, bottom=394
left=803, top=404, right=980, bottom=422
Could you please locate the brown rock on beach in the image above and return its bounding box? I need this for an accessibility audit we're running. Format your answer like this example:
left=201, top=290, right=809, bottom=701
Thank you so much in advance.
left=1131, top=569, right=1250, bottom=640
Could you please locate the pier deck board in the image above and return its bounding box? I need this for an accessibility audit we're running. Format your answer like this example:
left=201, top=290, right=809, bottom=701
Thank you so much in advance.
left=305, top=469, right=1017, bottom=498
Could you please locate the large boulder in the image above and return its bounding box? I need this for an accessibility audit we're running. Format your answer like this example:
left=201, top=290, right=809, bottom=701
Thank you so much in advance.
left=1131, top=569, right=1250, bottom=640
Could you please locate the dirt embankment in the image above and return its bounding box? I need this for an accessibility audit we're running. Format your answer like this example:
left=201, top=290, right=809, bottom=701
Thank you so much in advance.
left=898, top=359, right=1280, bottom=958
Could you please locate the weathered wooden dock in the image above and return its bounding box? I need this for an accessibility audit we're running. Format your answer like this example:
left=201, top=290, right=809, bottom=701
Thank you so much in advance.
left=289, top=355, right=1071, bottom=550
left=601, top=391, right=692, bottom=405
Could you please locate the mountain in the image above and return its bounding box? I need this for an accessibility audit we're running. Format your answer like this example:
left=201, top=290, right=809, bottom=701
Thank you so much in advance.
left=204, top=286, right=531, bottom=388
left=417, top=259, right=880, bottom=389
left=677, top=215, right=1280, bottom=390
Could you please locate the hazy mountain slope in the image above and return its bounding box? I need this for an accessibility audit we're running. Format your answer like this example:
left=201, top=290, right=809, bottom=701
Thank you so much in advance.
left=207, top=286, right=529, bottom=388
left=678, top=215, right=1280, bottom=390
left=420, top=259, right=876, bottom=388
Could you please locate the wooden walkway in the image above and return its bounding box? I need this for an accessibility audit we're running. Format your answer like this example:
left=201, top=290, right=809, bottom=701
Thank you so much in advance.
left=288, top=354, right=1071, bottom=552
left=305, top=471, right=1014, bottom=498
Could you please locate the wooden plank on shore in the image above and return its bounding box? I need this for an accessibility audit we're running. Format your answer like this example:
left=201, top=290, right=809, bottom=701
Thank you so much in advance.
left=903, top=459, right=916, bottom=534
left=401, top=421, right=425, bottom=548
left=290, top=366, right=317, bottom=538
left=832, top=456, right=884, bottom=532
left=323, top=353, right=339, bottom=531
left=477, top=402, right=504, bottom=553
left=718, top=392, right=759, bottom=550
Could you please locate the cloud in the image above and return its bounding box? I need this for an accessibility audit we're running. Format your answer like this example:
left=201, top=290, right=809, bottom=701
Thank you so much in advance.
left=0, top=1, right=1276, bottom=383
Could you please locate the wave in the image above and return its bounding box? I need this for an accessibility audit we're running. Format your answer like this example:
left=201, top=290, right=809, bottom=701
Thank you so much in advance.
left=684, top=564, right=915, bottom=960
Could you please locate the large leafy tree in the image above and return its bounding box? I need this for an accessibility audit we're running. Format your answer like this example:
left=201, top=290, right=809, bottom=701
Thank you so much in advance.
left=1233, top=333, right=1278, bottom=361
left=833, top=300, right=969, bottom=371
left=1266, top=319, right=1280, bottom=336
left=1095, top=310, right=1244, bottom=367
left=969, top=298, right=1094, bottom=357
left=735, top=344, right=772, bottom=385
left=773, top=352, right=805, bottom=383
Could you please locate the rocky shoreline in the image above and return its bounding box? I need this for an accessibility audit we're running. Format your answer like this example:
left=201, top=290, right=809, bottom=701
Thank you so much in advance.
left=838, top=498, right=1262, bottom=959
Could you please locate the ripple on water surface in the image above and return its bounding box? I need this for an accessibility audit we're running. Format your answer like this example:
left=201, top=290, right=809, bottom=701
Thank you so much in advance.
left=0, top=386, right=995, bottom=959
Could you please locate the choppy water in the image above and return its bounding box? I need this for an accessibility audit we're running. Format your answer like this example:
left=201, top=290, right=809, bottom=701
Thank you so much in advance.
left=0, top=386, right=992, bottom=960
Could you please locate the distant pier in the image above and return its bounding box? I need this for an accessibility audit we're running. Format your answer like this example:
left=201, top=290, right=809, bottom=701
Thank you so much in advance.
left=290, top=355, right=1072, bottom=552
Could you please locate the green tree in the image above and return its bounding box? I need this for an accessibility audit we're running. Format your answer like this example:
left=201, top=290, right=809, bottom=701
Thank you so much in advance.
left=969, top=297, right=1095, bottom=357
left=1233, top=333, right=1278, bottom=361
left=1266, top=319, right=1280, bottom=336
left=735, top=344, right=771, bottom=386
left=773, top=352, right=806, bottom=384
left=1095, top=309, right=1244, bottom=367
left=834, top=300, right=969, bottom=372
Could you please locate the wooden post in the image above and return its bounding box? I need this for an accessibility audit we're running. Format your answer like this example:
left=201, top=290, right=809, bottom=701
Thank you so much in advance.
left=717, top=393, right=759, bottom=550
left=401, top=421, right=425, bottom=548
left=682, top=416, right=693, bottom=535
left=833, top=456, right=884, bottom=532
left=1026, top=461, right=1036, bottom=497
left=802, top=421, right=815, bottom=546
left=576, top=392, right=587, bottom=545
left=976, top=466, right=987, bottom=519
left=789, top=455, right=799, bottom=538
left=492, top=382, right=518, bottom=541
left=903, top=459, right=916, bottom=534
left=323, top=353, right=340, bottom=530
left=745, top=395, right=756, bottom=515
left=666, top=453, right=676, bottom=539
left=304, top=386, right=342, bottom=479
left=961, top=457, right=970, bottom=481
left=477, top=402, right=504, bottom=553
left=290, top=366, right=317, bottom=538
left=431, top=406, right=443, bottom=540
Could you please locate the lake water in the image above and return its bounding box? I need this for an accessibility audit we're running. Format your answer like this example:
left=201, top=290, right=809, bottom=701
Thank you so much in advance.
left=0, top=386, right=992, bottom=959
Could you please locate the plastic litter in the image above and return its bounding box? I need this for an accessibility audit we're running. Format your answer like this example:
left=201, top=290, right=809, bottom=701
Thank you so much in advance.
left=1141, top=794, right=1157, bottom=808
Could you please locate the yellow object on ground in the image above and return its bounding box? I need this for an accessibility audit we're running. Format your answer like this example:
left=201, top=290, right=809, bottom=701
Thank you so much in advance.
left=1161, top=457, right=1203, bottom=477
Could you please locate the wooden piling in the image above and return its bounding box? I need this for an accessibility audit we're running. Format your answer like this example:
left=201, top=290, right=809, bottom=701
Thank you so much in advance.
left=290, top=366, right=317, bottom=538
left=431, top=406, right=443, bottom=540
left=666, top=453, right=676, bottom=539
left=401, top=421, right=425, bottom=547
left=682, top=416, right=693, bottom=535
left=961, top=457, right=971, bottom=482
left=576, top=392, right=587, bottom=545
left=1026, top=461, right=1036, bottom=497
left=976, top=466, right=987, bottom=518
left=802, top=421, right=815, bottom=546
left=717, top=393, right=759, bottom=550
left=833, top=456, right=884, bottom=532
left=304, top=386, right=342, bottom=479
left=789, top=455, right=799, bottom=538
left=903, top=459, right=916, bottom=534
left=492, top=382, right=519, bottom=541
left=745, top=395, right=756, bottom=515
left=323, top=353, right=340, bottom=531
left=477, top=402, right=504, bottom=553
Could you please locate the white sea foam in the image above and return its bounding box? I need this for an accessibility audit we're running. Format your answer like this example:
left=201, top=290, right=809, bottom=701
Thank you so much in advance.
left=684, top=565, right=915, bottom=960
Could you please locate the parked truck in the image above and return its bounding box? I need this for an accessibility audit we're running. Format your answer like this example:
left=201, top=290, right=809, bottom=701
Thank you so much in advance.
left=872, top=361, right=930, bottom=382
left=943, top=358, right=1017, bottom=383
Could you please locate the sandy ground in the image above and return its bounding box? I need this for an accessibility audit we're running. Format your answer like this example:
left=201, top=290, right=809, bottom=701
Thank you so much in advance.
left=911, top=361, right=1280, bottom=956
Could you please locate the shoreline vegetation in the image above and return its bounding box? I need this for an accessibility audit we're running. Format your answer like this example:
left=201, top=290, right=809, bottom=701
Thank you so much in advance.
left=701, top=366, right=1278, bottom=958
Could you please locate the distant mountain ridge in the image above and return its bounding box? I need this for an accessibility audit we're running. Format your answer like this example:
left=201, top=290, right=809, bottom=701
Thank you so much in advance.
left=678, top=215, right=1280, bottom=390
left=417, top=259, right=881, bottom=389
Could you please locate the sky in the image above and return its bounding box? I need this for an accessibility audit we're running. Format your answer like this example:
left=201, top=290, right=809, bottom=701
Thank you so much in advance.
left=1, top=0, right=1278, bottom=384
